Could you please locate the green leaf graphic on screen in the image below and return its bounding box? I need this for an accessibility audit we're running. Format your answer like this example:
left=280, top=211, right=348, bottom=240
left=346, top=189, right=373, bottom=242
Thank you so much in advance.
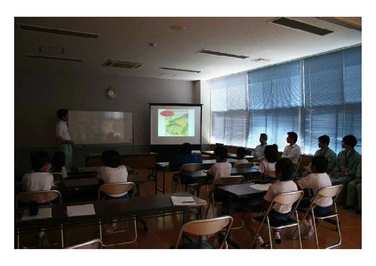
left=165, top=113, right=188, bottom=136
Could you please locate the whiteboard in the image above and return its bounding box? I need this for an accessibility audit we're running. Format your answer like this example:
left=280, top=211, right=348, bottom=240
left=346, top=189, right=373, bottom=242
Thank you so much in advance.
left=69, top=111, right=133, bottom=144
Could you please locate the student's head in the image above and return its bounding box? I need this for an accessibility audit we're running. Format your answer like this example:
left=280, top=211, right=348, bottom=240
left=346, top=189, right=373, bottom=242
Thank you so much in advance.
left=259, top=133, right=268, bottom=145
left=101, top=150, right=122, bottom=168
left=342, top=135, right=357, bottom=150
left=275, top=158, right=295, bottom=181
left=181, top=143, right=192, bottom=154
left=56, top=109, right=69, bottom=121
left=30, top=151, right=50, bottom=172
left=215, top=146, right=227, bottom=162
left=287, top=132, right=298, bottom=145
left=311, top=156, right=328, bottom=174
left=51, top=151, right=65, bottom=171
left=264, top=145, right=279, bottom=163
left=237, top=147, right=247, bottom=159
left=318, top=135, right=330, bottom=149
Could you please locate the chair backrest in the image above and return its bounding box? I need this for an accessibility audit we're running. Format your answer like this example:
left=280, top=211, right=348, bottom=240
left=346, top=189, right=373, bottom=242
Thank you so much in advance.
left=235, top=162, right=253, bottom=168
left=17, top=190, right=62, bottom=205
left=214, top=175, right=244, bottom=186
left=66, top=239, right=103, bottom=249
left=180, top=163, right=202, bottom=172
left=175, top=216, right=233, bottom=249
left=273, top=190, right=304, bottom=206
left=98, top=182, right=134, bottom=199
left=317, top=184, right=343, bottom=199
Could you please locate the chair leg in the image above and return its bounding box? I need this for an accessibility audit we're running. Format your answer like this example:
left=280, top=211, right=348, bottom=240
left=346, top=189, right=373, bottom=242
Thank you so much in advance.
left=311, top=209, right=320, bottom=249
left=60, top=224, right=64, bottom=248
left=266, top=217, right=273, bottom=249
left=17, top=228, right=20, bottom=249
left=101, top=218, right=138, bottom=247
left=295, top=211, right=303, bottom=249
left=327, top=215, right=342, bottom=249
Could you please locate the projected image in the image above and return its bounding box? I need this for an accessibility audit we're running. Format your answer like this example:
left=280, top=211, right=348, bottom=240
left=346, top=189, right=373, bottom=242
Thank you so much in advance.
left=158, top=109, right=195, bottom=137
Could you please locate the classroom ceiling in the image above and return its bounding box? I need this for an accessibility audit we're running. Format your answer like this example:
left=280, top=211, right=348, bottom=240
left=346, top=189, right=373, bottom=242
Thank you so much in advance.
left=15, top=17, right=361, bottom=81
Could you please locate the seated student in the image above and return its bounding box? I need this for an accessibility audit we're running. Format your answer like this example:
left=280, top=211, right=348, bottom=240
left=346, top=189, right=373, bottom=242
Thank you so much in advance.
left=208, top=146, right=232, bottom=181
left=234, top=147, right=249, bottom=166
left=282, top=132, right=301, bottom=165
left=333, top=135, right=361, bottom=186
left=314, top=135, right=337, bottom=177
left=22, top=151, right=55, bottom=192
left=51, top=151, right=68, bottom=178
left=346, top=161, right=361, bottom=211
left=98, top=150, right=128, bottom=184
left=254, top=133, right=268, bottom=160
left=170, top=143, right=203, bottom=171
left=259, top=158, right=298, bottom=243
left=259, top=145, right=278, bottom=178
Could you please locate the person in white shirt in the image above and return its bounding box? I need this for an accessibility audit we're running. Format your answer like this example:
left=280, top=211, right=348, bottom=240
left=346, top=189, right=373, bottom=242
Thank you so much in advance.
left=234, top=147, right=249, bottom=166
left=208, top=146, right=232, bottom=181
left=259, top=144, right=279, bottom=178
left=22, top=151, right=55, bottom=192
left=56, top=109, right=74, bottom=171
left=98, top=150, right=130, bottom=197
left=257, top=158, right=298, bottom=245
left=254, top=133, right=268, bottom=160
left=297, top=156, right=333, bottom=238
left=282, top=132, right=301, bottom=165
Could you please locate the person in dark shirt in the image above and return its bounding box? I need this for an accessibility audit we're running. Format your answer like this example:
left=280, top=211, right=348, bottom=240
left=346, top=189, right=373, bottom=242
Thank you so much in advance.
left=170, top=143, right=202, bottom=171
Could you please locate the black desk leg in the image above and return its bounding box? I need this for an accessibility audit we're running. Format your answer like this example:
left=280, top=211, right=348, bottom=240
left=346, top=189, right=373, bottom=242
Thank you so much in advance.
left=60, top=224, right=64, bottom=248
left=163, top=170, right=166, bottom=194
left=154, top=169, right=158, bottom=195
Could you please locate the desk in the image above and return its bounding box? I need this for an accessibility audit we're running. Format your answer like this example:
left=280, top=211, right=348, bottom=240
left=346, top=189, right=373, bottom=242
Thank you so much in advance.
left=15, top=193, right=206, bottom=248
left=216, top=182, right=268, bottom=199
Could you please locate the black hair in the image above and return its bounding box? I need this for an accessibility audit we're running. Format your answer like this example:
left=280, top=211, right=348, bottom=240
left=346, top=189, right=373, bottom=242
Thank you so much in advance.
left=181, top=143, right=192, bottom=154
left=275, top=158, right=295, bottom=181
left=264, top=145, right=279, bottom=163
left=318, top=135, right=330, bottom=146
left=56, top=109, right=68, bottom=120
left=311, top=156, right=328, bottom=173
left=51, top=151, right=65, bottom=172
left=342, top=135, right=357, bottom=148
left=30, top=151, right=50, bottom=172
left=260, top=133, right=268, bottom=140
left=287, top=132, right=298, bottom=143
left=237, top=147, right=247, bottom=159
left=215, top=146, right=228, bottom=162
left=101, top=150, right=122, bottom=168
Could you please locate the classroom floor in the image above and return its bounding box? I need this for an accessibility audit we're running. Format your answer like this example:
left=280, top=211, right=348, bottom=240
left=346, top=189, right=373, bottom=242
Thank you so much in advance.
left=19, top=169, right=362, bottom=249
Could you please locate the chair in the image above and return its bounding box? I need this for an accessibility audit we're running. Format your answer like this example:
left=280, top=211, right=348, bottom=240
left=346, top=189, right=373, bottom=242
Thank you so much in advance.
left=66, top=239, right=103, bottom=249
left=252, top=190, right=304, bottom=249
left=173, top=163, right=203, bottom=193
left=16, top=190, right=63, bottom=248
left=97, top=182, right=138, bottom=247
left=302, top=184, right=343, bottom=249
left=174, top=216, right=233, bottom=249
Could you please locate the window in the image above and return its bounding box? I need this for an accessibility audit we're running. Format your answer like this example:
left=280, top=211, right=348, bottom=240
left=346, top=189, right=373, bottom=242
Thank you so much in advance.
left=247, top=61, right=303, bottom=149
left=210, top=72, right=248, bottom=146
left=209, top=46, right=361, bottom=154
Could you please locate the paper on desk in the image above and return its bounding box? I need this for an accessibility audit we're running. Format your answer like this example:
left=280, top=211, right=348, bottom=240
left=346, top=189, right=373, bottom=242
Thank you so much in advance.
left=66, top=204, right=96, bottom=217
left=250, top=183, right=271, bottom=191
left=22, top=207, right=52, bottom=221
left=171, top=196, right=196, bottom=206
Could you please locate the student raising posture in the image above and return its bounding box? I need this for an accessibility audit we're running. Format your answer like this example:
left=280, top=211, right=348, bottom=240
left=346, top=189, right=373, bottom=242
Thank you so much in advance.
left=22, top=151, right=55, bottom=192
left=259, top=145, right=279, bottom=178
left=314, top=135, right=337, bottom=177
left=254, top=133, right=268, bottom=160
left=234, top=147, right=249, bottom=166
left=98, top=150, right=128, bottom=184
left=208, top=146, right=232, bottom=181
left=282, top=132, right=301, bottom=165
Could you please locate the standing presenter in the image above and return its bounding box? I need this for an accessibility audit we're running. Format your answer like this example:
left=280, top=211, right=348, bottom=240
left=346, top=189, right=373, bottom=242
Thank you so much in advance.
left=56, top=109, right=74, bottom=171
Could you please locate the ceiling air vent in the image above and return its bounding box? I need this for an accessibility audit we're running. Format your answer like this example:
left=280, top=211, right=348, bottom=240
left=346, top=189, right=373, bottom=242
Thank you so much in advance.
left=160, top=67, right=201, bottom=74
left=18, top=24, right=99, bottom=38
left=25, top=54, right=83, bottom=62
left=199, top=49, right=248, bottom=59
left=103, top=59, right=143, bottom=69
left=271, top=17, right=333, bottom=36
